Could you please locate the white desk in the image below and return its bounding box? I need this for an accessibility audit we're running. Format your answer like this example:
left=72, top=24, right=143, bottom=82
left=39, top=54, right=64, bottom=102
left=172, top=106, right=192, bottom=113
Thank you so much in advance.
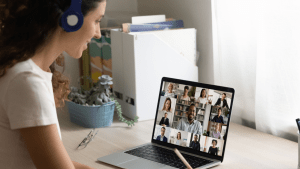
left=57, top=106, right=298, bottom=169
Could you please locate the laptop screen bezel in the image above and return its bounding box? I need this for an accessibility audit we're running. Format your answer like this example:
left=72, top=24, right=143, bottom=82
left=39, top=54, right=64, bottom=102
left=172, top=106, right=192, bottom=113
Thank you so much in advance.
left=151, top=77, right=235, bottom=162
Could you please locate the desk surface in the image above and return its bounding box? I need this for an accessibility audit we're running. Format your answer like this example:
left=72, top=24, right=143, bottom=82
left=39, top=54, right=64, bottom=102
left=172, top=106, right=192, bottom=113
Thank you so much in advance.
left=57, top=106, right=297, bottom=169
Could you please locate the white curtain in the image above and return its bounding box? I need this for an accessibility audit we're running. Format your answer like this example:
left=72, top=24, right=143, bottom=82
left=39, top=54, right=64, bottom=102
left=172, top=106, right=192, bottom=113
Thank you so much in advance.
left=212, top=0, right=300, bottom=141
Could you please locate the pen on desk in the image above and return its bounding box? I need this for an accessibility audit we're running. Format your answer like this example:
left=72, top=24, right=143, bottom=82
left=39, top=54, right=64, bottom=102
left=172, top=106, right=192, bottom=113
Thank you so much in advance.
left=174, top=148, right=193, bottom=169
left=76, top=129, right=94, bottom=149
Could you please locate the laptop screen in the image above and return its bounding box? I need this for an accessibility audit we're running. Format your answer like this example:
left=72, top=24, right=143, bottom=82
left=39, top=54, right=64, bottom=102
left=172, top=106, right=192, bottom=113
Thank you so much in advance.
left=152, top=77, right=234, bottom=161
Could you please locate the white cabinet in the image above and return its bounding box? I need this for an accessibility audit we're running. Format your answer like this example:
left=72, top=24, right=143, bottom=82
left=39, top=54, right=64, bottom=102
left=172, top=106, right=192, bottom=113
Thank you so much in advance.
left=111, top=28, right=199, bottom=121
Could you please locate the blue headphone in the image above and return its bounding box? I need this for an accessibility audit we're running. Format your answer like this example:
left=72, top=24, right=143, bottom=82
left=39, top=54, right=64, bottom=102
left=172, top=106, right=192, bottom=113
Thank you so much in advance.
left=60, top=0, right=83, bottom=32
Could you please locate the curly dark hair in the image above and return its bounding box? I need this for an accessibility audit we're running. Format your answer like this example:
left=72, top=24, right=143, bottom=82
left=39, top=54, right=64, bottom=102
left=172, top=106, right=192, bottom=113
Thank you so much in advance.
left=0, top=0, right=105, bottom=108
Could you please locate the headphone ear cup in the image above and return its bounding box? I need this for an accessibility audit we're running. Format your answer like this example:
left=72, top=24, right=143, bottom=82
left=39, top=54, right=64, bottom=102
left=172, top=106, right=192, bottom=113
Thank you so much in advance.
left=60, top=9, right=83, bottom=32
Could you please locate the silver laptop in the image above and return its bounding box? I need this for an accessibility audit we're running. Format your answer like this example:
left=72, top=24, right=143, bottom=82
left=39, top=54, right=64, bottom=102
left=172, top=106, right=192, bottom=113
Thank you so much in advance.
left=97, top=77, right=235, bottom=169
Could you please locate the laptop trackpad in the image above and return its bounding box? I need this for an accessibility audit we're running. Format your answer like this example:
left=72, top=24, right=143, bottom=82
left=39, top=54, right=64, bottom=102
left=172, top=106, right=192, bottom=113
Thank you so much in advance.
left=118, top=157, right=166, bottom=169
left=97, top=152, right=139, bottom=165
left=98, top=153, right=166, bottom=169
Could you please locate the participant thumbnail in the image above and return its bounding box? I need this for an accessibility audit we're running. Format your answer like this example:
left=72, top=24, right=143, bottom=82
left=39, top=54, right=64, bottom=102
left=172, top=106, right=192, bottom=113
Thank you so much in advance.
left=161, top=82, right=178, bottom=98
left=168, top=129, right=191, bottom=147
left=203, top=137, right=224, bottom=156
left=188, top=134, right=201, bottom=151
left=176, top=84, right=194, bottom=101
left=195, top=87, right=213, bottom=106
left=153, top=125, right=171, bottom=143
left=212, top=90, right=232, bottom=110
left=173, top=103, right=203, bottom=135
left=206, top=121, right=226, bottom=140
left=209, top=106, right=229, bottom=125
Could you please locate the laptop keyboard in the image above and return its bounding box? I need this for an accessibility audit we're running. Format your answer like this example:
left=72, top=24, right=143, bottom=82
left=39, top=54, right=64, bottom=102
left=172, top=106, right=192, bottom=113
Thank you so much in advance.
left=125, top=144, right=213, bottom=169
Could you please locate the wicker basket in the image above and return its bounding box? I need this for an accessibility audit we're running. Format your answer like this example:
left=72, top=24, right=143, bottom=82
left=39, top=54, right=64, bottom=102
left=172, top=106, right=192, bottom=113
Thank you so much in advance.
left=66, top=100, right=115, bottom=128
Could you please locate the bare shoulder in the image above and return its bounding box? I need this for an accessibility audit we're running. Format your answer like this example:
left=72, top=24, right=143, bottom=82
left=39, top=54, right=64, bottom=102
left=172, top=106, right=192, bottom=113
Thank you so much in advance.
left=20, top=124, right=75, bottom=169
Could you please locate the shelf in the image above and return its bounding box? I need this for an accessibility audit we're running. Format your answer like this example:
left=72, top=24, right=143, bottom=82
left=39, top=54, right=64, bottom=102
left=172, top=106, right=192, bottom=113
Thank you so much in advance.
left=176, top=103, right=190, bottom=106
left=174, top=115, right=186, bottom=117
left=176, top=103, right=203, bottom=108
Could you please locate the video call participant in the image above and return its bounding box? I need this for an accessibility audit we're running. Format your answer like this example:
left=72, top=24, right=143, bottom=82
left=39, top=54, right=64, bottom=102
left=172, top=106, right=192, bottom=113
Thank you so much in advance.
left=214, top=93, right=229, bottom=109
left=162, top=97, right=172, bottom=113
left=196, top=89, right=208, bottom=104
left=159, top=113, right=170, bottom=127
left=164, top=83, right=175, bottom=97
left=156, top=127, right=168, bottom=142
left=208, top=140, right=218, bottom=156
left=189, top=135, right=200, bottom=151
left=176, top=104, right=202, bottom=135
left=175, top=132, right=182, bottom=146
left=180, top=86, right=191, bottom=101
left=212, top=124, right=221, bottom=139
left=212, top=108, right=224, bottom=124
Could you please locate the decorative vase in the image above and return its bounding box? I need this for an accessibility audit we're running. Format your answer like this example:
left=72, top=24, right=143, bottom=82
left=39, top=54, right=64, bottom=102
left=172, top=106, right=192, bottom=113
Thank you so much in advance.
left=66, top=100, right=115, bottom=128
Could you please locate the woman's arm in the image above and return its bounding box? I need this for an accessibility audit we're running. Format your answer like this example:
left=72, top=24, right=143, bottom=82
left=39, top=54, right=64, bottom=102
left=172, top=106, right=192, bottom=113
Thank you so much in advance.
left=72, top=161, right=95, bottom=169
left=19, top=124, right=92, bottom=169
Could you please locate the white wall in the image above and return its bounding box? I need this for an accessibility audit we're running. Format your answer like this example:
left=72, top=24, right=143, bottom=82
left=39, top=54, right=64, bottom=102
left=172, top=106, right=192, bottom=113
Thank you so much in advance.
left=137, top=0, right=214, bottom=84
left=106, top=0, right=138, bottom=13
left=62, top=52, right=81, bottom=89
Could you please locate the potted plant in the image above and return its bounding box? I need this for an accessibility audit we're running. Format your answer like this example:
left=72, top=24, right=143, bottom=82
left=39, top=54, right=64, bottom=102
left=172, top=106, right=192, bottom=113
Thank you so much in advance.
left=66, top=75, right=139, bottom=128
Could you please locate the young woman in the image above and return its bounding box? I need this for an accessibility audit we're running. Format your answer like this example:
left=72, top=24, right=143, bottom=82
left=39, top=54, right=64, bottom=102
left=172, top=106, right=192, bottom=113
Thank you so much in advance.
left=162, top=97, right=172, bottom=113
left=0, top=0, right=106, bottom=168
left=180, top=85, right=191, bottom=101
left=196, top=88, right=208, bottom=104
left=175, top=132, right=182, bottom=146
left=208, top=140, right=218, bottom=156
left=212, top=124, right=222, bottom=139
